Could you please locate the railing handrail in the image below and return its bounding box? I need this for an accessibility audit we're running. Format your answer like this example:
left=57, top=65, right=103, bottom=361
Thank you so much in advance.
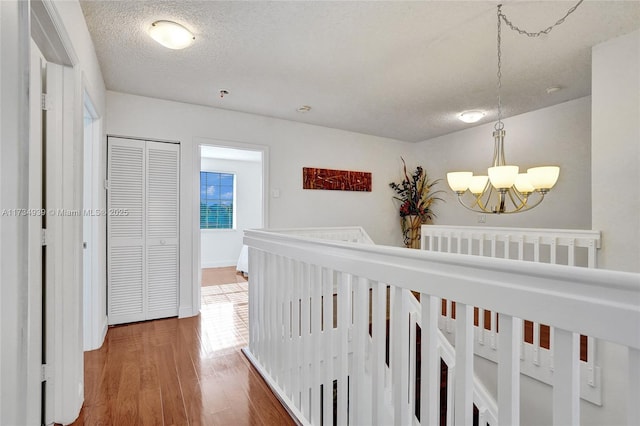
left=258, top=226, right=375, bottom=244
left=422, top=225, right=601, bottom=248
left=244, top=229, right=640, bottom=350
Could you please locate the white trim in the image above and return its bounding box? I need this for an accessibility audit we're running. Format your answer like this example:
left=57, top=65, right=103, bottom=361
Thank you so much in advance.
left=192, top=137, right=270, bottom=317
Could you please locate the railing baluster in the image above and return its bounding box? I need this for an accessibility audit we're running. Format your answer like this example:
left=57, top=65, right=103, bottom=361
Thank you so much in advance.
left=352, top=276, right=370, bottom=426
left=533, top=322, right=541, bottom=365
left=266, top=253, right=276, bottom=378
left=490, top=311, right=498, bottom=349
left=454, top=303, right=474, bottom=426
left=392, top=286, right=409, bottom=425
left=478, top=308, right=485, bottom=345
left=372, top=280, right=386, bottom=425
left=446, top=299, right=454, bottom=333
left=552, top=328, right=580, bottom=426
left=629, top=347, right=640, bottom=425
left=421, top=294, right=440, bottom=426
left=337, top=272, right=351, bottom=425
left=291, top=260, right=302, bottom=406
left=322, top=268, right=334, bottom=425
left=282, top=256, right=292, bottom=395
left=408, top=311, right=417, bottom=423
left=568, top=238, right=576, bottom=266
left=300, top=262, right=311, bottom=419
left=491, top=235, right=497, bottom=257
left=498, top=314, right=521, bottom=425
left=311, top=265, right=322, bottom=425
left=588, top=239, right=596, bottom=268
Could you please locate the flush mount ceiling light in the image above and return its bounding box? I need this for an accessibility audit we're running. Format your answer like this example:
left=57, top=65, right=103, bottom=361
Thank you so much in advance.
left=458, top=110, right=486, bottom=123
left=296, top=105, right=312, bottom=113
left=447, top=1, right=583, bottom=214
left=149, top=20, right=195, bottom=50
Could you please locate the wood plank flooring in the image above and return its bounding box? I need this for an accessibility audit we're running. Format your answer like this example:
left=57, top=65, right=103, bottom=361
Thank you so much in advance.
left=71, top=267, right=295, bottom=426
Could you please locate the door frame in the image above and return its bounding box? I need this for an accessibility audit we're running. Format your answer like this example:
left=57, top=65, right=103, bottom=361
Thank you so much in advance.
left=192, top=137, right=269, bottom=314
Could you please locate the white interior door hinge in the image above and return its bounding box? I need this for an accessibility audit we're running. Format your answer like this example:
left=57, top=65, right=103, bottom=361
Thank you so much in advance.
left=104, top=179, right=110, bottom=190
left=41, top=93, right=51, bottom=111
left=40, top=364, right=51, bottom=382
left=41, top=228, right=48, bottom=246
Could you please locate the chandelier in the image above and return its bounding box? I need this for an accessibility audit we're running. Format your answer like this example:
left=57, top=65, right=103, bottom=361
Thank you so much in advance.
left=446, top=1, right=583, bottom=214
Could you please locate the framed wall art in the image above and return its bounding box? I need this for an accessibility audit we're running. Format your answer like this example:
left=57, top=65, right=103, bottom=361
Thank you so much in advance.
left=302, top=167, right=372, bottom=192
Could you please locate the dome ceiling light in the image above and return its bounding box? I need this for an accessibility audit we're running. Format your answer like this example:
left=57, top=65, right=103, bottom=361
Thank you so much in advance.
left=149, top=20, right=195, bottom=50
left=458, top=110, right=486, bottom=123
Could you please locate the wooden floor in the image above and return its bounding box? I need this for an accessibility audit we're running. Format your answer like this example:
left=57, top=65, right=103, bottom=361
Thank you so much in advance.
left=71, top=267, right=295, bottom=426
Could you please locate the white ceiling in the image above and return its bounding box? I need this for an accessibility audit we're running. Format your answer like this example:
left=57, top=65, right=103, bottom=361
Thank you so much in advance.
left=80, top=1, right=640, bottom=142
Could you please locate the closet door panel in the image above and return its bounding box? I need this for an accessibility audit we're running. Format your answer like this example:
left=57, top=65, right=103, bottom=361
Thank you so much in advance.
left=146, top=141, right=179, bottom=319
left=108, top=138, right=146, bottom=324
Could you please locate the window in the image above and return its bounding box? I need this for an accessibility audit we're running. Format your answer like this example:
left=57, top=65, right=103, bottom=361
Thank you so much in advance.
left=200, top=171, right=234, bottom=229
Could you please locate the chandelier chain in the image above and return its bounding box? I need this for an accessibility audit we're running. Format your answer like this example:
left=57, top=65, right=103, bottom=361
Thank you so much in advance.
left=498, top=0, right=584, bottom=38
left=494, top=0, right=584, bottom=132
left=495, top=5, right=504, bottom=130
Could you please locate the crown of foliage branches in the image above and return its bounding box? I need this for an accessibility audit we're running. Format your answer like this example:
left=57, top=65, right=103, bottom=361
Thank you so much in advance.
left=389, top=158, right=444, bottom=221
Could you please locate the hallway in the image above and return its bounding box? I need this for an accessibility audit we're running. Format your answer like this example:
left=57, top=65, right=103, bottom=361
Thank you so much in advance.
left=72, top=267, right=294, bottom=425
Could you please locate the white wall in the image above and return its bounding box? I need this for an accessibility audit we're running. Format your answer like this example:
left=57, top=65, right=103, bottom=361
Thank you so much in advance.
left=415, top=97, right=592, bottom=230
left=592, top=29, right=640, bottom=274
left=106, top=90, right=414, bottom=317
left=200, top=157, right=263, bottom=268
left=584, top=28, right=640, bottom=426
left=0, top=2, right=30, bottom=424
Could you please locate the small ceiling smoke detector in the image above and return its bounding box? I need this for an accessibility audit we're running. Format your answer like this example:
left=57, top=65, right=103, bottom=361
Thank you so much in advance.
left=458, top=110, right=485, bottom=123
left=546, top=86, right=562, bottom=94
left=296, top=105, right=312, bottom=113
left=149, top=20, right=195, bottom=50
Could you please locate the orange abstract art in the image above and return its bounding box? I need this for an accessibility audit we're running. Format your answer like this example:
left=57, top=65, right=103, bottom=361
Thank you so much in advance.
left=303, top=167, right=372, bottom=192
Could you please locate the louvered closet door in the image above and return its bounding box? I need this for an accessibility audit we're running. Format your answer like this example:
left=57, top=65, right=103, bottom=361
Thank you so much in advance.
left=108, top=138, right=180, bottom=325
left=146, top=141, right=179, bottom=320
left=108, top=138, right=146, bottom=324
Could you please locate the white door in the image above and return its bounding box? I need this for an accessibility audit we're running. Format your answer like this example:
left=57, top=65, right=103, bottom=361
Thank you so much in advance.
left=43, top=62, right=84, bottom=425
left=107, top=137, right=180, bottom=324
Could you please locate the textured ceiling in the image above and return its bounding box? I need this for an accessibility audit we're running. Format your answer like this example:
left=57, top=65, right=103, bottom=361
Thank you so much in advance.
left=80, top=1, right=640, bottom=142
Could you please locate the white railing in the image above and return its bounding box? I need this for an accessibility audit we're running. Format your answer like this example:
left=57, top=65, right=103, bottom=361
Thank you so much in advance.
left=243, top=227, right=640, bottom=425
left=422, top=225, right=603, bottom=404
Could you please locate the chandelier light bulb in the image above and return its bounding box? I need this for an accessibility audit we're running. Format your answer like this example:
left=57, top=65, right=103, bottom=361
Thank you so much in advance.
left=468, top=175, right=489, bottom=194
left=514, top=173, right=535, bottom=194
left=488, top=165, right=519, bottom=189
left=447, top=172, right=473, bottom=192
left=149, top=20, right=195, bottom=50
left=527, top=166, right=560, bottom=190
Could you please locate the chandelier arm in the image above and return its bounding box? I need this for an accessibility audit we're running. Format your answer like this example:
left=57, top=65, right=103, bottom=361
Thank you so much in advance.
left=456, top=193, right=493, bottom=213
left=498, top=192, right=546, bottom=214
left=506, top=188, right=529, bottom=212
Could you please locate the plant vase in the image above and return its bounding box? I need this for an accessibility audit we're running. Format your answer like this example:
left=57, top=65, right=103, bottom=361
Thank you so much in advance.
left=402, top=215, right=423, bottom=249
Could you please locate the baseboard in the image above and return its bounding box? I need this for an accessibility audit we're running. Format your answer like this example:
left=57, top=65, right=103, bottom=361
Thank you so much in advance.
left=99, top=316, right=108, bottom=347
left=201, top=259, right=237, bottom=268
left=179, top=306, right=196, bottom=318
left=241, top=347, right=305, bottom=426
